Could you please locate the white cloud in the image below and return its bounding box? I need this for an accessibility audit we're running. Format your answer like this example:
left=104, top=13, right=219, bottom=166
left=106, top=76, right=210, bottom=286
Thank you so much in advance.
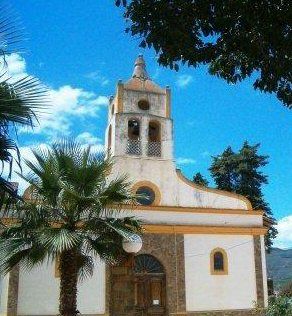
left=11, top=136, right=105, bottom=193
left=176, top=157, right=196, bottom=165
left=85, top=71, right=109, bottom=86
left=10, top=143, right=49, bottom=193
left=201, top=151, right=211, bottom=157
left=176, top=74, right=193, bottom=88
left=4, top=53, right=28, bottom=82
left=36, top=85, right=108, bottom=136
left=76, top=132, right=105, bottom=153
left=273, top=215, right=292, bottom=249
left=5, top=53, right=109, bottom=137
left=2, top=53, right=110, bottom=194
left=76, top=132, right=102, bottom=145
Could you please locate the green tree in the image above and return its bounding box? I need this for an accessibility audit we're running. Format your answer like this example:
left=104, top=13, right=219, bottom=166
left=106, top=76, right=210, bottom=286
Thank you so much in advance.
left=209, top=142, right=277, bottom=251
left=0, top=5, right=47, bottom=207
left=255, top=296, right=292, bottom=315
left=266, top=296, right=292, bottom=316
left=0, top=140, right=141, bottom=316
left=116, top=0, right=291, bottom=107
left=209, top=146, right=238, bottom=191
left=193, top=172, right=209, bottom=186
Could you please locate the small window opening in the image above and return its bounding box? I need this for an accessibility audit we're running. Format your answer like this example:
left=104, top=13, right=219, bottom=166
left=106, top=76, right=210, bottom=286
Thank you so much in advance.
left=214, top=252, right=224, bottom=271
left=128, top=119, right=140, bottom=140
left=111, top=104, right=115, bottom=115
left=211, top=248, right=228, bottom=275
left=138, top=99, right=150, bottom=110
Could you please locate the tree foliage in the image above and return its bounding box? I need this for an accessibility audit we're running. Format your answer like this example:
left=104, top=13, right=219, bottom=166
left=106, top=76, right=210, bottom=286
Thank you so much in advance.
left=116, top=0, right=292, bottom=107
left=209, top=142, right=277, bottom=251
left=0, top=139, right=141, bottom=316
left=0, top=3, right=48, bottom=207
left=280, top=281, right=292, bottom=298
left=266, top=297, right=292, bottom=316
left=193, top=172, right=209, bottom=187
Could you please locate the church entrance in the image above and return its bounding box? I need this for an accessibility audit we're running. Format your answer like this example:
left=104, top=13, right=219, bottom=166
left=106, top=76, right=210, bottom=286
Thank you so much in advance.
left=109, top=253, right=167, bottom=316
left=134, top=254, right=166, bottom=316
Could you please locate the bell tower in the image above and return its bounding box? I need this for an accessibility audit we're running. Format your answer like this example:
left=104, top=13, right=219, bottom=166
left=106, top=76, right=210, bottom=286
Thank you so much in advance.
left=105, top=55, right=173, bottom=161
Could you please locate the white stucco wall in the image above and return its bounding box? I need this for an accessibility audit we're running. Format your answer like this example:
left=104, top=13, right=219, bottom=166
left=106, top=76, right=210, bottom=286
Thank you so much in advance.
left=123, top=89, right=166, bottom=118
left=111, top=157, right=249, bottom=210
left=17, top=260, right=105, bottom=315
left=119, top=208, right=262, bottom=227
left=106, top=75, right=250, bottom=211
left=184, top=234, right=257, bottom=312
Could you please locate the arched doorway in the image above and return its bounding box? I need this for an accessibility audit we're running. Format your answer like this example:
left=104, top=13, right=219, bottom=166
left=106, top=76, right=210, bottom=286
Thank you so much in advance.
left=134, top=254, right=166, bottom=315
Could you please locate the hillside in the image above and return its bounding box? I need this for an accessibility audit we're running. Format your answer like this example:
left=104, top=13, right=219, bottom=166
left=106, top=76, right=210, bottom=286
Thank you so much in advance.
left=266, top=248, right=292, bottom=289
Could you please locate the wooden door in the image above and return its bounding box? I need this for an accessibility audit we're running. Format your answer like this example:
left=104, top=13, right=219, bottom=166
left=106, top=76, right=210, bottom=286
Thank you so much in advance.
left=135, top=274, right=166, bottom=316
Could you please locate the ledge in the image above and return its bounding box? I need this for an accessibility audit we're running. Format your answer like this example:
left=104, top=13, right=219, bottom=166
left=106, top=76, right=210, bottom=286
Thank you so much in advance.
left=143, top=224, right=268, bottom=235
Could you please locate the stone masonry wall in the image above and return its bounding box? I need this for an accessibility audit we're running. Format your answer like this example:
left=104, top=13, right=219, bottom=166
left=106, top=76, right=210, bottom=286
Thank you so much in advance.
left=109, top=233, right=186, bottom=316
left=253, top=236, right=265, bottom=307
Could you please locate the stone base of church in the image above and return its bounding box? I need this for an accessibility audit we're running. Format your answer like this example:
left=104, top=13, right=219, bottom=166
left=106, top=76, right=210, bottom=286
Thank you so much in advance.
left=109, top=233, right=186, bottom=315
left=3, top=234, right=266, bottom=316
left=187, top=309, right=264, bottom=315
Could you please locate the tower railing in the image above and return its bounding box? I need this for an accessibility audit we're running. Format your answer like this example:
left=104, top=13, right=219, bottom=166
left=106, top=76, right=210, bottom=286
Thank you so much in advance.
left=147, top=141, right=161, bottom=157
left=126, top=139, right=142, bottom=156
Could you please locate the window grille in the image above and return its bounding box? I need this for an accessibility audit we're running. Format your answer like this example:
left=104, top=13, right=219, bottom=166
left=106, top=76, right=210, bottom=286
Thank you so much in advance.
left=147, top=141, right=161, bottom=157
left=126, top=139, right=142, bottom=156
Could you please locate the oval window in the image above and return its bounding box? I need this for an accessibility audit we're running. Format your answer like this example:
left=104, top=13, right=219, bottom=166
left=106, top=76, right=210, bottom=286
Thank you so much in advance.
left=138, top=99, right=150, bottom=110
left=136, top=186, right=155, bottom=205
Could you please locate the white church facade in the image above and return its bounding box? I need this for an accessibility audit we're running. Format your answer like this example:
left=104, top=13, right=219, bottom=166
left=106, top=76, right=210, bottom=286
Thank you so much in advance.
left=0, top=56, right=268, bottom=316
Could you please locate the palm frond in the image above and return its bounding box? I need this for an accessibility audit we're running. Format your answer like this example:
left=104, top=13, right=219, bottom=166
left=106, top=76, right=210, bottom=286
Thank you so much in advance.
left=0, top=3, right=23, bottom=57
left=38, top=228, right=82, bottom=253
left=0, top=134, right=20, bottom=175
left=77, top=253, right=94, bottom=281
left=0, top=76, right=49, bottom=128
left=0, top=138, right=142, bottom=277
left=0, top=177, right=21, bottom=217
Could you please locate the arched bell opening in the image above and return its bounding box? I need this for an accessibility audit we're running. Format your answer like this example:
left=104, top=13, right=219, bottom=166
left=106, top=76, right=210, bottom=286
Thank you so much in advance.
left=127, top=119, right=141, bottom=155
left=128, top=119, right=140, bottom=140
left=148, top=121, right=161, bottom=157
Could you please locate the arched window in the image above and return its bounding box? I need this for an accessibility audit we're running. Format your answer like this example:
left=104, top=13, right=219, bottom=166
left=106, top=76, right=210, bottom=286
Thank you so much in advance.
left=210, top=248, right=228, bottom=275
left=111, top=104, right=115, bottom=115
left=138, top=99, right=150, bottom=110
left=148, top=121, right=161, bottom=157
left=128, top=119, right=140, bottom=140
left=127, top=119, right=141, bottom=155
left=134, top=254, right=164, bottom=274
left=148, top=121, right=160, bottom=142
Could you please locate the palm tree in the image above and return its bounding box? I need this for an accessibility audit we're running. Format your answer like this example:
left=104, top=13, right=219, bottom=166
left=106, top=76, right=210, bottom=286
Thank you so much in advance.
left=0, top=4, right=48, bottom=206
left=0, top=139, right=141, bottom=316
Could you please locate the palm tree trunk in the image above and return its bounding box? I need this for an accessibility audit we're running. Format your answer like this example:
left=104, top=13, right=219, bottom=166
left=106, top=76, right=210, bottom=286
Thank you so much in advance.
left=59, top=249, right=79, bottom=316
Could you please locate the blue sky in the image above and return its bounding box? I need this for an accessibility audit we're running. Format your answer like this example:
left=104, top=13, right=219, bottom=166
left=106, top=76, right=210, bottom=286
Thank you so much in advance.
left=8, top=0, right=292, bottom=248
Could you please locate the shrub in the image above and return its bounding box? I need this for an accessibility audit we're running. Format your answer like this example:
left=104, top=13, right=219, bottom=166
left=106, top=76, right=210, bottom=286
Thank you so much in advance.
left=280, top=281, right=292, bottom=298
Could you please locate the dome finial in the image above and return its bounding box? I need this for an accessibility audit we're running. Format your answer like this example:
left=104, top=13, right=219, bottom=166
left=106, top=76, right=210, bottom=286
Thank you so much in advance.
left=132, top=55, right=150, bottom=80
